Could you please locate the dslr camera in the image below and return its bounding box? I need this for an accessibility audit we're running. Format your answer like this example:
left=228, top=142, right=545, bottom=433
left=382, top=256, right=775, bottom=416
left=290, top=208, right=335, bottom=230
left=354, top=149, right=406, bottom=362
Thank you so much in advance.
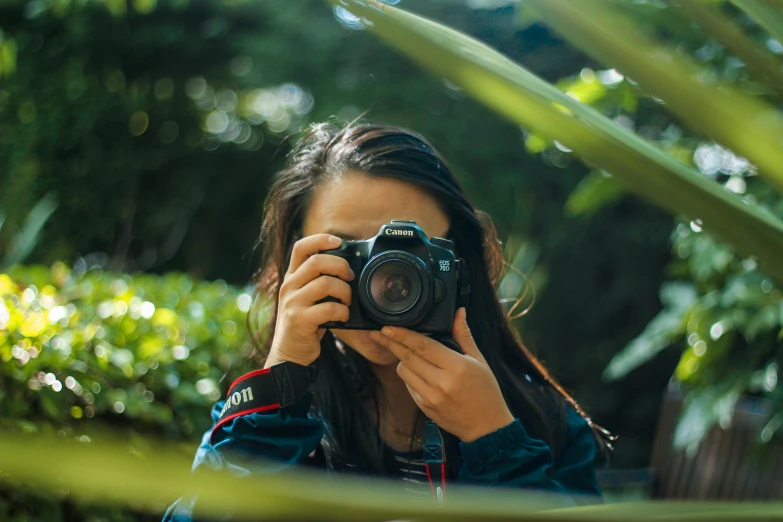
left=319, top=220, right=469, bottom=334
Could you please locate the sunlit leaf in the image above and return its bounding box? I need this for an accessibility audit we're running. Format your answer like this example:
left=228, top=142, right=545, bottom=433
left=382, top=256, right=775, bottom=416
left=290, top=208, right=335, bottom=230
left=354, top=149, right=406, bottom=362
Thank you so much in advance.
left=525, top=0, right=783, bottom=194
left=564, top=171, right=625, bottom=217
left=333, top=0, right=783, bottom=286
left=0, top=33, right=16, bottom=79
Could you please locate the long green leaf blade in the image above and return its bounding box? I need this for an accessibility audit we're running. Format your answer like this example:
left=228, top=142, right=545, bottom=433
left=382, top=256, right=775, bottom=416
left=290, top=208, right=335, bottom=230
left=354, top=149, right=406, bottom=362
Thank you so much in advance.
left=731, top=0, right=783, bottom=46
left=2, top=432, right=783, bottom=521
left=336, top=0, right=783, bottom=285
left=525, top=0, right=783, bottom=194
left=3, top=193, right=58, bottom=268
left=674, top=0, right=783, bottom=94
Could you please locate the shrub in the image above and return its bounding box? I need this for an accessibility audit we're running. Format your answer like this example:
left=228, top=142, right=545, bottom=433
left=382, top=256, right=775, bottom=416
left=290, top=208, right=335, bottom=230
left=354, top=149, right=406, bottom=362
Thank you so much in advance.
left=0, top=262, right=260, bottom=521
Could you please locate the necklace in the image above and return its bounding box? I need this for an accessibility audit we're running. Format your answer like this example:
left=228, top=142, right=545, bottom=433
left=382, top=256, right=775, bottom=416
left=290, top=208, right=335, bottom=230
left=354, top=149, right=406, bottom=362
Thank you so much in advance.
left=386, top=405, right=423, bottom=449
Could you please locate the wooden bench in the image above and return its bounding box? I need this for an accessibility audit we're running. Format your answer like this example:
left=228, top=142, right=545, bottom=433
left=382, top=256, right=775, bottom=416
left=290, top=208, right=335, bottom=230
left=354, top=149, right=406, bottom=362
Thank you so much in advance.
left=648, top=383, right=783, bottom=500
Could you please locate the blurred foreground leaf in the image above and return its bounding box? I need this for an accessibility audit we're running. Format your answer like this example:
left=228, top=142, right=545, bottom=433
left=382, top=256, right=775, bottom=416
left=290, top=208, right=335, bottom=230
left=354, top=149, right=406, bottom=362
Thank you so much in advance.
left=730, top=0, right=783, bottom=46
left=1, top=432, right=783, bottom=521
left=673, top=0, right=783, bottom=94
left=333, top=0, right=783, bottom=286
left=526, top=0, right=783, bottom=194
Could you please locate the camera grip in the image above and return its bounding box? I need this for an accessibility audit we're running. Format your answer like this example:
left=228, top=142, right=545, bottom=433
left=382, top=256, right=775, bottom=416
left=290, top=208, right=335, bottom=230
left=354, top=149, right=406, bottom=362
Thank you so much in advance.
left=316, top=296, right=345, bottom=329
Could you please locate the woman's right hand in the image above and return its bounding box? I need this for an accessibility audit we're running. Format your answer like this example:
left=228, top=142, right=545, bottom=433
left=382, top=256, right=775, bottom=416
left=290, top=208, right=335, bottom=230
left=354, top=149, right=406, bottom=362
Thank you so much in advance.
left=264, top=234, right=354, bottom=369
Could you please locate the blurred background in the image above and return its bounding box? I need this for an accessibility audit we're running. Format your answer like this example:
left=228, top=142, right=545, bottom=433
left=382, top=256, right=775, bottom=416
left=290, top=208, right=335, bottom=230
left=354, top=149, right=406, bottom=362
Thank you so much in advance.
left=1, top=0, right=782, bottom=519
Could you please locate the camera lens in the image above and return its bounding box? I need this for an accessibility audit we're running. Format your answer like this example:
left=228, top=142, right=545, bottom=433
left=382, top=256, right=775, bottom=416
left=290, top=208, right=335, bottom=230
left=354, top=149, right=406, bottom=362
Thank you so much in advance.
left=367, top=259, right=422, bottom=314
left=380, top=272, right=412, bottom=304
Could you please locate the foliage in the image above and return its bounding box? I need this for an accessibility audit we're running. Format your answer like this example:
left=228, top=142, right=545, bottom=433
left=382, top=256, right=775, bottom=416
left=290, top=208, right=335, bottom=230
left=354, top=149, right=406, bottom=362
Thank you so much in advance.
left=332, top=0, right=783, bottom=451
left=0, top=262, right=258, bottom=520
left=529, top=0, right=783, bottom=450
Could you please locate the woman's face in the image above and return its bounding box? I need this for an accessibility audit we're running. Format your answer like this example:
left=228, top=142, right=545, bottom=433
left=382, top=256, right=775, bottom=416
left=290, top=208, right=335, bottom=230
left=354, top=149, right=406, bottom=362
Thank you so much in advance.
left=301, top=171, right=451, bottom=366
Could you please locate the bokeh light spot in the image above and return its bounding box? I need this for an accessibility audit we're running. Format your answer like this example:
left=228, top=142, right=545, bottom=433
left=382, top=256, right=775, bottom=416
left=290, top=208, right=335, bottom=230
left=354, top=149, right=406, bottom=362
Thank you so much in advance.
left=205, top=111, right=229, bottom=134
left=154, top=77, right=175, bottom=100
left=129, top=111, right=149, bottom=136
left=159, top=120, right=180, bottom=144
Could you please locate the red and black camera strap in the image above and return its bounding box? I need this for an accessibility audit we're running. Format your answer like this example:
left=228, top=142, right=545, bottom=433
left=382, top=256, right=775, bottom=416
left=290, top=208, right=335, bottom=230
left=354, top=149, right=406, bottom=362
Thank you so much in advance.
left=210, top=361, right=316, bottom=445
left=423, top=418, right=447, bottom=503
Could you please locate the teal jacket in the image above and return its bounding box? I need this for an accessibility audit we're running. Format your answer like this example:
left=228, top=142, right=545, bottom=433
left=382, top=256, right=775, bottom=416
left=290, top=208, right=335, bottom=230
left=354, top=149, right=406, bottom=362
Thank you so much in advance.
left=163, top=392, right=601, bottom=521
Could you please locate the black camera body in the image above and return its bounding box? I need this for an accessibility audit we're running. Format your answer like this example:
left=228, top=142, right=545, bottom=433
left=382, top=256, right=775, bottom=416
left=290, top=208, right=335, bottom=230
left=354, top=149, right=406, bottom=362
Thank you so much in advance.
left=319, top=220, right=469, bottom=334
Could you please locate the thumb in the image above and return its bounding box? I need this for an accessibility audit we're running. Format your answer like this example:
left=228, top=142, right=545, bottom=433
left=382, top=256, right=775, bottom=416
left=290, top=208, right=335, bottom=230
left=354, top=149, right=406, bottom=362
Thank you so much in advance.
left=452, top=307, right=484, bottom=362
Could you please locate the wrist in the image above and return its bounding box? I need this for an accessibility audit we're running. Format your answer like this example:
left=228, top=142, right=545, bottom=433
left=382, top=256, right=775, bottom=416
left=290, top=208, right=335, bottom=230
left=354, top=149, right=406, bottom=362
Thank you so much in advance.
left=459, top=409, right=515, bottom=443
left=264, top=347, right=317, bottom=369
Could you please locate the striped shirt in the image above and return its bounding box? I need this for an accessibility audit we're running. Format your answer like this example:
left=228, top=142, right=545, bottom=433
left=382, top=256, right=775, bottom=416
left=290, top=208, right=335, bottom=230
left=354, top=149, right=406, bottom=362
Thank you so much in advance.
left=388, top=447, right=431, bottom=496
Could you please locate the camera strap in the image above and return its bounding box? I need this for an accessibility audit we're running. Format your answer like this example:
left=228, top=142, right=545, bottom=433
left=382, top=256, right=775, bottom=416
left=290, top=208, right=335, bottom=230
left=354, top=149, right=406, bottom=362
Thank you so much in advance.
left=423, top=418, right=447, bottom=503
left=210, top=361, right=316, bottom=444
left=457, top=258, right=471, bottom=309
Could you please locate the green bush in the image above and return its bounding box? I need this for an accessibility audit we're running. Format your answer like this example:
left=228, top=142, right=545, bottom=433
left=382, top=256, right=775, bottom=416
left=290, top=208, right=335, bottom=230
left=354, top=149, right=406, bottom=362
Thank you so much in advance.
left=0, top=262, right=259, bottom=521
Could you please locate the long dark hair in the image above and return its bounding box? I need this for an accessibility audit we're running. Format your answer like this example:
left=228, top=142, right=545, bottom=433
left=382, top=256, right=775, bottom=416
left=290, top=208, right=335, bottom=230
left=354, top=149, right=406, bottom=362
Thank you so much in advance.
left=250, top=121, right=605, bottom=475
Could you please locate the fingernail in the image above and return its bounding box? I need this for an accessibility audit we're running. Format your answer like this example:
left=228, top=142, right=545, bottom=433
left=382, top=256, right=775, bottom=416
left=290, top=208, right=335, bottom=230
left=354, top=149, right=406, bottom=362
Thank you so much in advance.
left=381, top=327, right=394, bottom=338
left=329, top=236, right=342, bottom=246
left=369, top=331, right=380, bottom=341
left=349, top=268, right=355, bottom=280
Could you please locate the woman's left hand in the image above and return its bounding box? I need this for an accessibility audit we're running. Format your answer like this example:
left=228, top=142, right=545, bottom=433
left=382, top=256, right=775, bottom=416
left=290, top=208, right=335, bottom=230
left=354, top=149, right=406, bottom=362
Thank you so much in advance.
left=369, top=307, right=514, bottom=443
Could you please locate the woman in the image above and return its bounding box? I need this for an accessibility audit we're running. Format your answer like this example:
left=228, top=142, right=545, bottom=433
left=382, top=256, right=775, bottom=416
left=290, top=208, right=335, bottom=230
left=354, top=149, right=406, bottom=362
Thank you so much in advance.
left=164, top=122, right=608, bottom=521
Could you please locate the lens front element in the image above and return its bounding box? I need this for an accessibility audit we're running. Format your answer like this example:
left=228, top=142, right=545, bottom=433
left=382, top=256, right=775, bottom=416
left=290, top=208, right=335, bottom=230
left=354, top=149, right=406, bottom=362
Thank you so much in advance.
left=380, top=272, right=412, bottom=304
left=367, top=258, right=422, bottom=314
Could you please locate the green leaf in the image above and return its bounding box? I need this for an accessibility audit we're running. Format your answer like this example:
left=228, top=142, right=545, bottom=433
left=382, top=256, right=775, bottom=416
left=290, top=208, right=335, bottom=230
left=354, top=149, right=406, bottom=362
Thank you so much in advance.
left=335, top=0, right=783, bottom=286
left=514, top=3, right=541, bottom=30
left=2, top=431, right=783, bottom=520
left=674, top=0, right=783, bottom=96
left=673, top=385, right=742, bottom=454
left=565, top=171, right=625, bottom=217
left=603, top=282, right=698, bottom=381
left=2, top=193, right=58, bottom=268
left=0, top=35, right=16, bottom=79
left=525, top=0, right=783, bottom=194
left=730, top=0, right=783, bottom=48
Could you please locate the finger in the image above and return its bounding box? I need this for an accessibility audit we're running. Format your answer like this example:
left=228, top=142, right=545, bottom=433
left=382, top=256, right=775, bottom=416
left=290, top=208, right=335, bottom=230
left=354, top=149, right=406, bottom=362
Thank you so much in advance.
left=296, top=275, right=352, bottom=307
left=404, top=383, right=427, bottom=409
left=285, top=254, right=355, bottom=291
left=378, top=326, right=461, bottom=369
left=370, top=331, right=443, bottom=380
left=287, top=234, right=343, bottom=276
left=302, top=301, right=350, bottom=328
left=397, top=363, right=435, bottom=401
left=452, top=307, right=485, bottom=362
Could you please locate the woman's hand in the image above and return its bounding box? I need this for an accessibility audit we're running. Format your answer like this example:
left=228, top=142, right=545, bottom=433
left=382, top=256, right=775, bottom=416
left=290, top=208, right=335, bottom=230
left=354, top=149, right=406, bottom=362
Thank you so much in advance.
left=265, top=234, right=354, bottom=369
left=369, top=308, right=514, bottom=443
